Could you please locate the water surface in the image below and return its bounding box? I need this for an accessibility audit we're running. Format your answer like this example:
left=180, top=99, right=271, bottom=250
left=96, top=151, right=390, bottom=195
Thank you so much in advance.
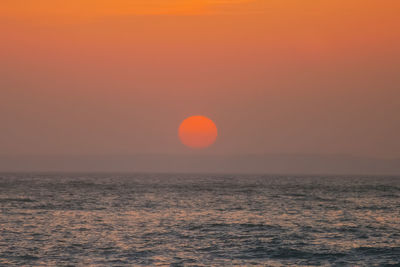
left=0, top=173, right=399, bottom=266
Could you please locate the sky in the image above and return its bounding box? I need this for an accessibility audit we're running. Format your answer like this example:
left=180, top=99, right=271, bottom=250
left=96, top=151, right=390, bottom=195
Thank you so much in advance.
left=1, top=0, right=400, bottom=160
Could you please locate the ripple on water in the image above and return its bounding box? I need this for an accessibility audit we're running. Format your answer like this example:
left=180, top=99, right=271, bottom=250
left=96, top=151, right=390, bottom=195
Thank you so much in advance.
left=0, top=173, right=399, bottom=266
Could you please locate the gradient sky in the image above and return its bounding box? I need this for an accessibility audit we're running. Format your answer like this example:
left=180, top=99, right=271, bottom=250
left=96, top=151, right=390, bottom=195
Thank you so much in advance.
left=1, top=0, right=399, bottom=158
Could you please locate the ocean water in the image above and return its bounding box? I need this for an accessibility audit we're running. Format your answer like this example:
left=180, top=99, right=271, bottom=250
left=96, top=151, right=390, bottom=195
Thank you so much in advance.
left=0, top=173, right=399, bottom=266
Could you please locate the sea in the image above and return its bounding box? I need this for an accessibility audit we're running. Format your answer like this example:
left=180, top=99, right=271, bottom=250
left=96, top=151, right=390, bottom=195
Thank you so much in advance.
left=0, top=173, right=399, bottom=266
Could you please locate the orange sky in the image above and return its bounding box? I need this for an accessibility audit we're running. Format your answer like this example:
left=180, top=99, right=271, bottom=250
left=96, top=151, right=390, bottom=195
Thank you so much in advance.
left=1, top=0, right=399, bottom=158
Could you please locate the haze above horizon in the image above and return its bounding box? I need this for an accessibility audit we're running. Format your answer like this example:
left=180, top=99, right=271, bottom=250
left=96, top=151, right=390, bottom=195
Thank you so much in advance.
left=1, top=0, right=399, bottom=165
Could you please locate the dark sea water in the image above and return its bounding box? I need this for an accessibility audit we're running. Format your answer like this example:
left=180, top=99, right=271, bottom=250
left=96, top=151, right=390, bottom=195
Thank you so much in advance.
left=0, top=173, right=399, bottom=266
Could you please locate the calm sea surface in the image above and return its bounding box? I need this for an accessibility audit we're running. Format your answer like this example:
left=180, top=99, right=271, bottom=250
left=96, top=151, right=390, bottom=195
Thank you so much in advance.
left=0, top=173, right=399, bottom=266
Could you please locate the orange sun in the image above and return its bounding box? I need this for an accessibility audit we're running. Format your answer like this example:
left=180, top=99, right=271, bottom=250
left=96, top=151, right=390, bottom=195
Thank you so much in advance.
left=178, top=115, right=218, bottom=149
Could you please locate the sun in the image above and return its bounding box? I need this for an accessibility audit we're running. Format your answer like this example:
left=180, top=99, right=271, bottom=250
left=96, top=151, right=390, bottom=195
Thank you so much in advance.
left=178, top=115, right=218, bottom=149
